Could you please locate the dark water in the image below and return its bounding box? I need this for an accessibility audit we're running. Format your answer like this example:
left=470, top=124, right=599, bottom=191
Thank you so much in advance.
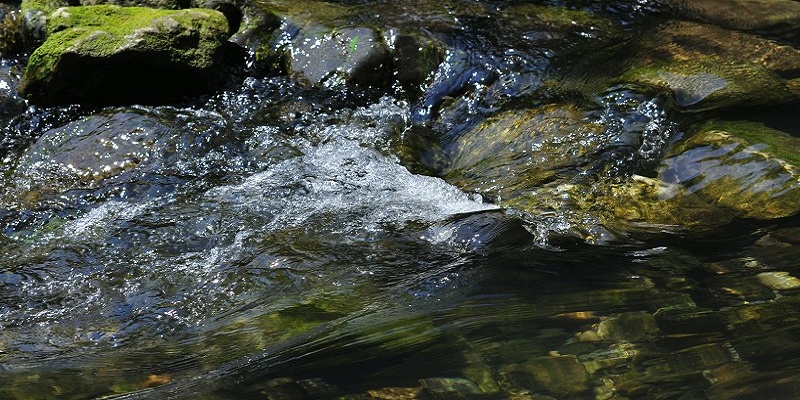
left=2, top=1, right=800, bottom=399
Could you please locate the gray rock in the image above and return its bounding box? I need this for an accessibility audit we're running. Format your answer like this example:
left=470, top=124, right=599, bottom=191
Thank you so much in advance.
left=285, top=25, right=392, bottom=88
left=3, top=112, right=171, bottom=208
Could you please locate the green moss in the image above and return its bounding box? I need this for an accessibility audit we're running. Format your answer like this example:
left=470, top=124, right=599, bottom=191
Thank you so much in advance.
left=688, top=120, right=800, bottom=167
left=21, top=0, right=69, bottom=15
left=620, top=59, right=794, bottom=110
left=24, top=6, right=227, bottom=72
left=501, top=3, right=616, bottom=32
left=257, top=0, right=350, bottom=26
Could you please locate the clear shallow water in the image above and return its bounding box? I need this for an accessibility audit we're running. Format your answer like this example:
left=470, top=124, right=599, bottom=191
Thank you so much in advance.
left=2, top=1, right=800, bottom=399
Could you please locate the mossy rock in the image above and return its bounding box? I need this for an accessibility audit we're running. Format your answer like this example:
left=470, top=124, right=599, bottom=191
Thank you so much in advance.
left=20, top=0, right=188, bottom=42
left=618, top=21, right=800, bottom=111
left=18, top=5, right=231, bottom=105
left=445, top=105, right=606, bottom=202
left=498, top=3, right=619, bottom=41
left=443, top=104, right=733, bottom=241
left=660, top=120, right=800, bottom=219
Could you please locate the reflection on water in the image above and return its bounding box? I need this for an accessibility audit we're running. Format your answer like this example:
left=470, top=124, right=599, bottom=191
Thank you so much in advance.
left=1, top=0, right=800, bottom=399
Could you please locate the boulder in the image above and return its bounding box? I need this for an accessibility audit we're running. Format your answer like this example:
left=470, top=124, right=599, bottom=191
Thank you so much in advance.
left=18, top=5, right=231, bottom=105
left=20, top=0, right=189, bottom=42
left=442, top=104, right=733, bottom=241
left=660, top=121, right=800, bottom=220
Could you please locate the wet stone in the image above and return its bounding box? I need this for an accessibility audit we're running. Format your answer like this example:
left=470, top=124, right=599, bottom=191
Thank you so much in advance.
left=383, top=29, right=444, bottom=98
left=653, top=307, right=726, bottom=335
left=0, top=4, right=24, bottom=57
left=660, top=120, right=800, bottom=220
left=499, top=355, right=590, bottom=397
left=771, top=227, right=800, bottom=245
left=419, top=377, right=483, bottom=398
left=445, top=104, right=606, bottom=201
left=283, top=25, right=392, bottom=88
left=618, top=21, right=800, bottom=111
left=757, top=272, right=800, bottom=291
left=595, top=311, right=661, bottom=343
left=2, top=112, right=170, bottom=208
left=661, top=0, right=800, bottom=35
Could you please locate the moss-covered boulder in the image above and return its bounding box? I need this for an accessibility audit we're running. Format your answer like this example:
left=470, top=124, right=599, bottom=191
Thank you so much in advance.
left=20, top=0, right=189, bottom=42
left=618, top=21, right=800, bottom=111
left=18, top=5, right=231, bottom=105
left=660, top=121, right=800, bottom=220
left=504, top=175, right=733, bottom=241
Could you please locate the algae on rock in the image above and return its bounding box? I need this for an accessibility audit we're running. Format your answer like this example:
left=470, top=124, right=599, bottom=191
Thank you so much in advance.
left=660, top=120, right=800, bottom=220
left=618, top=21, right=800, bottom=111
left=18, top=5, right=231, bottom=105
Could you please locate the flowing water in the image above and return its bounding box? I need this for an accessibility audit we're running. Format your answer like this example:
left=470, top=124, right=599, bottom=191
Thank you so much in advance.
left=2, top=1, right=800, bottom=399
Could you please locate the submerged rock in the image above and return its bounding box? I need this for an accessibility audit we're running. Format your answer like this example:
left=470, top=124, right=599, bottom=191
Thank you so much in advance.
left=499, top=355, right=590, bottom=397
left=445, top=105, right=607, bottom=201
left=618, top=21, right=800, bottom=111
left=660, top=120, right=800, bottom=219
left=18, top=5, right=231, bottom=105
left=661, top=0, right=800, bottom=35
left=443, top=103, right=731, bottom=241
left=2, top=112, right=171, bottom=208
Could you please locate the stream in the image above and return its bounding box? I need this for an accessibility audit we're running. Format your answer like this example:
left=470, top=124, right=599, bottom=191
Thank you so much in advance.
left=2, top=0, right=800, bottom=399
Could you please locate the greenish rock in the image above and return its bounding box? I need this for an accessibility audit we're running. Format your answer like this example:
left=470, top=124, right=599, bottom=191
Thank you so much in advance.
left=618, top=21, right=800, bottom=111
left=661, top=0, right=800, bottom=35
left=20, top=0, right=188, bottom=42
left=443, top=104, right=734, bottom=241
left=0, top=4, right=25, bottom=56
left=2, top=112, right=169, bottom=208
left=498, top=3, right=618, bottom=39
left=595, top=311, right=661, bottom=342
left=80, top=0, right=186, bottom=8
left=500, top=355, right=590, bottom=397
left=445, top=105, right=606, bottom=201
left=757, top=272, right=800, bottom=291
left=18, top=5, right=231, bottom=105
left=504, top=174, right=733, bottom=241
left=659, top=121, right=800, bottom=219
left=419, top=377, right=483, bottom=397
